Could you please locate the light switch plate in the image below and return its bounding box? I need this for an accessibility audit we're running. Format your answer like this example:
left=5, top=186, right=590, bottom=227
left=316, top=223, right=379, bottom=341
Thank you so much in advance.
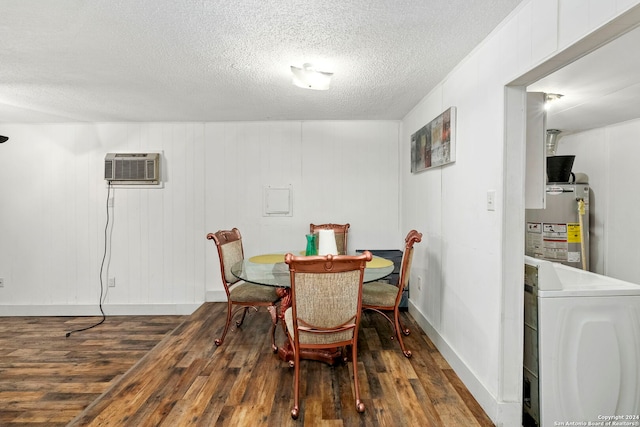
left=487, top=190, right=496, bottom=211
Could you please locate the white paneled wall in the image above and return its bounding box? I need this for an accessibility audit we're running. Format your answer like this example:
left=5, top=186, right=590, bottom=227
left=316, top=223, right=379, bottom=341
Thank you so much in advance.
left=203, top=121, right=401, bottom=300
left=0, top=123, right=206, bottom=314
left=0, top=121, right=401, bottom=314
left=557, top=118, right=640, bottom=284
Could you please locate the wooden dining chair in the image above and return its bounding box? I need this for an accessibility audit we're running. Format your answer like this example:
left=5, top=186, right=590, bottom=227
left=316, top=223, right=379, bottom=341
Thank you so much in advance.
left=309, top=223, right=350, bottom=255
left=284, top=251, right=372, bottom=419
left=362, top=230, right=422, bottom=358
left=206, top=228, right=280, bottom=351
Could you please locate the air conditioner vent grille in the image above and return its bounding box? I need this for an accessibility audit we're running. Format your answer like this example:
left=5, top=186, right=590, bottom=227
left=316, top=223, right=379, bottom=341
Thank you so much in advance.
left=114, top=159, right=146, bottom=180
left=104, top=153, right=160, bottom=185
left=105, top=160, right=113, bottom=180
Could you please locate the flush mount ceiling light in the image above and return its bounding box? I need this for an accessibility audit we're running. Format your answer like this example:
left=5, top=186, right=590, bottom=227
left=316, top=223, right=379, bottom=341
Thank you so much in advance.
left=290, top=63, right=333, bottom=90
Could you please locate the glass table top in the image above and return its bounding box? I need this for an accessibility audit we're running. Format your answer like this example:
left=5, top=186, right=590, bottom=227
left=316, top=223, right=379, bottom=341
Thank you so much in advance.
left=231, top=253, right=395, bottom=288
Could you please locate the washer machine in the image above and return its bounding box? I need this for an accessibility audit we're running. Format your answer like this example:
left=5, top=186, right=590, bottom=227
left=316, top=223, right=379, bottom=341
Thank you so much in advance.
left=524, top=256, right=640, bottom=426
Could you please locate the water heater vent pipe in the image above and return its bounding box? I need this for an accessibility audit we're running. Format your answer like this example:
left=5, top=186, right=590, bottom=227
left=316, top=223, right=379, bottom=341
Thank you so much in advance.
left=546, top=129, right=562, bottom=156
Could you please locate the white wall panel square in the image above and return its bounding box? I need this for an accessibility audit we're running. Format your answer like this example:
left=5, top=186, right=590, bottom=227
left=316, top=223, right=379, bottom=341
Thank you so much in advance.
left=559, top=0, right=620, bottom=49
left=517, top=1, right=535, bottom=73
left=558, top=0, right=590, bottom=48
left=617, top=0, right=640, bottom=12
left=588, top=0, right=618, bottom=28
left=496, top=9, right=522, bottom=81
left=531, top=0, right=559, bottom=63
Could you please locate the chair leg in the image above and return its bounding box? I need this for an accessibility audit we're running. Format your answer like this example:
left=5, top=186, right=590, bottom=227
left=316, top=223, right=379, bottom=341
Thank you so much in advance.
left=365, top=308, right=412, bottom=358
left=393, top=309, right=412, bottom=358
left=235, top=307, right=249, bottom=327
left=215, top=300, right=234, bottom=346
left=286, top=329, right=296, bottom=368
left=267, top=304, right=278, bottom=353
left=352, top=342, right=365, bottom=413
left=291, top=342, right=301, bottom=419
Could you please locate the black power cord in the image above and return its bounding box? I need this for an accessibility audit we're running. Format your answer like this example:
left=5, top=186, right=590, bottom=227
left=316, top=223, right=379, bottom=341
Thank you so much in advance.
left=66, top=182, right=112, bottom=337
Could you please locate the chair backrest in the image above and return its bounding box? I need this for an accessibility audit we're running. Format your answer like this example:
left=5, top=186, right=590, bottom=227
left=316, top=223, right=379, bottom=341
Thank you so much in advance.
left=309, top=223, right=350, bottom=255
left=285, top=251, right=371, bottom=347
left=207, top=228, right=244, bottom=288
left=395, top=230, right=423, bottom=304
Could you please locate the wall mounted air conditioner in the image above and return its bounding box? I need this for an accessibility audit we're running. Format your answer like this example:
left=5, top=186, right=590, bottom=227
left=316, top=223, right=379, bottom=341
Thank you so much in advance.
left=104, top=153, right=161, bottom=185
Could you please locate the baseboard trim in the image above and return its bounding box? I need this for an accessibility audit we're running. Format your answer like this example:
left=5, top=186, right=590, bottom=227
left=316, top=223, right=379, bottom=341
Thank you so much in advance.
left=0, top=304, right=201, bottom=316
left=408, top=301, right=521, bottom=427
left=205, top=290, right=227, bottom=302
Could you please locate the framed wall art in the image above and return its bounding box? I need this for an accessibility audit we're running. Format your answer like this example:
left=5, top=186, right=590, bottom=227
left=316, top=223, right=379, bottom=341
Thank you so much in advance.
left=411, top=106, right=456, bottom=173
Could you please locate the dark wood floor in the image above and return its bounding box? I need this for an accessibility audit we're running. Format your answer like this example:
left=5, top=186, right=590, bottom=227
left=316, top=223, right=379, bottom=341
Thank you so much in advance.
left=0, top=303, right=494, bottom=426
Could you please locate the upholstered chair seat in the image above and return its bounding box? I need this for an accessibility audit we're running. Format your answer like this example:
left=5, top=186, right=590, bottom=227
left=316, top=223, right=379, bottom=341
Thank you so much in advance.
left=361, top=281, right=398, bottom=307
left=230, top=282, right=279, bottom=303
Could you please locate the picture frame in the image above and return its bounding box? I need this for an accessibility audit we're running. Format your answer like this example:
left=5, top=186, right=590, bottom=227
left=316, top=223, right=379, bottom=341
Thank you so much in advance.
left=411, top=106, right=456, bottom=173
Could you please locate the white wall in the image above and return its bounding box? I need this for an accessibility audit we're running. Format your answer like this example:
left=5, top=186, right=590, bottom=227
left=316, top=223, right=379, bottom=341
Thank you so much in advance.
left=0, top=121, right=401, bottom=315
left=203, top=121, right=402, bottom=300
left=556, top=118, right=640, bottom=284
left=400, top=0, right=640, bottom=425
left=0, top=123, right=207, bottom=315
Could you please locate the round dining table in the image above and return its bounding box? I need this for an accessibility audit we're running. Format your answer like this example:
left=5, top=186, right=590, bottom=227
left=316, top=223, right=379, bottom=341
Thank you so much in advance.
left=231, top=252, right=395, bottom=365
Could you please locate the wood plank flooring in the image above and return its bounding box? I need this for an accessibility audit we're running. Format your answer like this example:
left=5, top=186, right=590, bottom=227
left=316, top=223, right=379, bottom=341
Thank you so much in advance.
left=0, top=304, right=494, bottom=426
left=0, top=315, right=186, bottom=426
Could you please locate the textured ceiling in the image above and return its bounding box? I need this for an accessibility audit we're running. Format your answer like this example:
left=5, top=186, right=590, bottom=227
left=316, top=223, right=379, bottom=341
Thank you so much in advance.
left=0, top=0, right=524, bottom=123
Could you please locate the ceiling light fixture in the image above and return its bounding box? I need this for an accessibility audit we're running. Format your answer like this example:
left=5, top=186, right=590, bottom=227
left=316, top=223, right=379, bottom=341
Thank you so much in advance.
left=545, top=93, right=564, bottom=102
left=544, top=93, right=564, bottom=110
left=290, top=63, right=333, bottom=90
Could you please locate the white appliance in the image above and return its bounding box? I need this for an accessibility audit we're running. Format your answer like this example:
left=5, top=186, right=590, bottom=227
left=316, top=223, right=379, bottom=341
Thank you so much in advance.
left=523, top=256, right=640, bottom=427
left=525, top=183, right=589, bottom=270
